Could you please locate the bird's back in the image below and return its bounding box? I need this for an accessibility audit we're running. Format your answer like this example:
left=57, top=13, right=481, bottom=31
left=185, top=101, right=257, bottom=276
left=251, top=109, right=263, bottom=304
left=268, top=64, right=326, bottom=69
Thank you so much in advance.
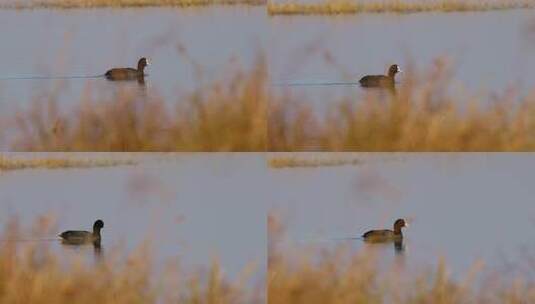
left=362, top=229, right=397, bottom=242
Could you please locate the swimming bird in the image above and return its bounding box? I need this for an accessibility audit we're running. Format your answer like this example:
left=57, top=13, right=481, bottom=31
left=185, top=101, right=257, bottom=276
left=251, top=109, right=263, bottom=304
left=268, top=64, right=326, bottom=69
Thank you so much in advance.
left=59, top=219, right=104, bottom=245
left=362, top=218, right=407, bottom=243
left=105, top=57, right=149, bottom=81
left=359, top=64, right=401, bottom=88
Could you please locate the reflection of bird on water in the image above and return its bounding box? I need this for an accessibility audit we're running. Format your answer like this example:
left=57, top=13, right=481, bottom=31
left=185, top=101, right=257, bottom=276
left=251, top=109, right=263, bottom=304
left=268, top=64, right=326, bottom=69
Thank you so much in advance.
left=394, top=239, right=404, bottom=254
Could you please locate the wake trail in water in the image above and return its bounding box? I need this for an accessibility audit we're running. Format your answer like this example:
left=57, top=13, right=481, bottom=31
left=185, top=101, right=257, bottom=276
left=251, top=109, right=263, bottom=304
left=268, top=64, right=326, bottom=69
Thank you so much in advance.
left=0, top=74, right=105, bottom=81
left=330, top=236, right=363, bottom=241
left=293, top=236, right=363, bottom=244
left=273, top=81, right=359, bottom=87
left=0, top=237, right=59, bottom=242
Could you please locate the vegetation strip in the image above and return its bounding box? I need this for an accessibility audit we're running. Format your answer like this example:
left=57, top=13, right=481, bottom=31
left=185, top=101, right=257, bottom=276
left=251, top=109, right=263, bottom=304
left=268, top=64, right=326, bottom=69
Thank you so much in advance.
left=2, top=0, right=265, bottom=9
left=0, top=155, right=137, bottom=170
left=267, top=0, right=535, bottom=15
left=268, top=157, right=361, bottom=168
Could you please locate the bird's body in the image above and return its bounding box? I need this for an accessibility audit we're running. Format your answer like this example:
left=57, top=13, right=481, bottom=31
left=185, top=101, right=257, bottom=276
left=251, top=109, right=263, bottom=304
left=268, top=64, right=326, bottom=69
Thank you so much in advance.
left=362, top=229, right=400, bottom=242
left=359, top=64, right=401, bottom=88
left=59, top=230, right=97, bottom=244
left=105, top=68, right=141, bottom=80
left=105, top=58, right=149, bottom=81
left=59, top=220, right=104, bottom=245
left=362, top=219, right=407, bottom=243
left=359, top=75, right=394, bottom=88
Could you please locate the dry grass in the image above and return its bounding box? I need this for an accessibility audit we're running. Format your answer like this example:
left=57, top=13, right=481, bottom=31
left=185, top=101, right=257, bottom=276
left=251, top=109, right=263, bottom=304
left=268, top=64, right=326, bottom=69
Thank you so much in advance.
left=8, top=57, right=535, bottom=151
left=0, top=218, right=261, bottom=304
left=269, top=59, right=535, bottom=151
left=267, top=0, right=535, bottom=15
left=268, top=155, right=361, bottom=168
left=9, top=57, right=267, bottom=152
left=0, top=154, right=136, bottom=171
left=269, top=248, right=535, bottom=304
left=268, top=213, right=535, bottom=304
left=2, top=0, right=264, bottom=9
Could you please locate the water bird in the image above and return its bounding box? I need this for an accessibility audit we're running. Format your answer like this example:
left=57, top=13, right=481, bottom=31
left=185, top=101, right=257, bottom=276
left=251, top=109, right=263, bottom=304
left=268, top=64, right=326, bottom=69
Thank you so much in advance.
left=59, top=219, right=104, bottom=245
left=105, top=57, right=149, bottom=81
left=359, top=64, right=401, bottom=88
left=362, top=218, right=407, bottom=243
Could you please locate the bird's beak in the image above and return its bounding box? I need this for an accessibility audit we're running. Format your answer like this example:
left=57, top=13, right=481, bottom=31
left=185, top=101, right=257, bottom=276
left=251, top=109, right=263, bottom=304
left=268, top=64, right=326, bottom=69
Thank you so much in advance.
left=146, top=59, right=151, bottom=65
left=405, top=222, right=409, bottom=227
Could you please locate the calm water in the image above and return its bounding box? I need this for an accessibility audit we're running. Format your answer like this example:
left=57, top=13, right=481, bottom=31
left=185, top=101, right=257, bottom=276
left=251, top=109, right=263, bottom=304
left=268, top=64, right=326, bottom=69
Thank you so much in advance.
left=0, top=7, right=266, bottom=111
left=2, top=8, right=534, bottom=115
left=268, top=153, right=535, bottom=280
left=0, top=153, right=268, bottom=279
left=269, top=10, right=535, bottom=112
left=2, top=153, right=535, bottom=282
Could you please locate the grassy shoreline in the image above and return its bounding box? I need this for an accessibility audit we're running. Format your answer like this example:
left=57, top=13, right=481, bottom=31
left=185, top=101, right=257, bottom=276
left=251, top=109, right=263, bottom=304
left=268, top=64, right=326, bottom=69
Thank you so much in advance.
left=0, top=154, right=137, bottom=171
left=267, top=0, right=535, bottom=16
left=268, top=156, right=361, bottom=168
left=4, top=0, right=534, bottom=11
left=2, top=0, right=265, bottom=9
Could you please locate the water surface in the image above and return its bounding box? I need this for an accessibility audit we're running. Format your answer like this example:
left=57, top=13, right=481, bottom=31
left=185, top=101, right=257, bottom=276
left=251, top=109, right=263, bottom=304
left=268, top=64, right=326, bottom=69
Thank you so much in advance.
left=269, top=10, right=535, bottom=112
left=268, top=153, right=535, bottom=280
left=0, top=7, right=266, bottom=111
left=0, top=153, right=268, bottom=279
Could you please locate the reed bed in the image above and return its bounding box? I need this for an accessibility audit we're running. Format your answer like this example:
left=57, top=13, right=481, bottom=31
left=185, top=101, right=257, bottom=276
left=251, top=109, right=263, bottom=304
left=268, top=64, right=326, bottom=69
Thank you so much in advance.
left=0, top=219, right=260, bottom=304
left=268, top=155, right=361, bottom=168
left=9, top=58, right=267, bottom=152
left=269, top=247, right=535, bottom=304
left=268, top=213, right=535, bottom=304
left=0, top=154, right=136, bottom=171
left=267, top=0, right=535, bottom=16
left=2, top=0, right=264, bottom=9
left=269, top=61, right=535, bottom=151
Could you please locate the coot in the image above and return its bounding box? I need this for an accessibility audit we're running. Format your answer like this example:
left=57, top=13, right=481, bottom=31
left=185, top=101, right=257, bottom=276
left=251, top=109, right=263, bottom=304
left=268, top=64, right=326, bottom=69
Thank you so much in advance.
left=362, top=218, right=407, bottom=242
left=59, top=219, right=104, bottom=245
left=359, top=64, right=401, bottom=88
left=105, top=57, right=149, bottom=81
